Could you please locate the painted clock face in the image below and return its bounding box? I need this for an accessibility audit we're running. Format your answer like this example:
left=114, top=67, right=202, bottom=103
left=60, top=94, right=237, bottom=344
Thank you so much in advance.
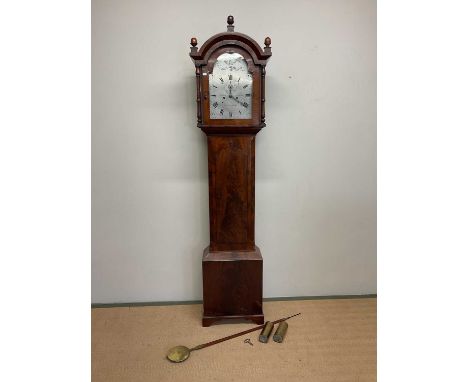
left=209, top=52, right=252, bottom=119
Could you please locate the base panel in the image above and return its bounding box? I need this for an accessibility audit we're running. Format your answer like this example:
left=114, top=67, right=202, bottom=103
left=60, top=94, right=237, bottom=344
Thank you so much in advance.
left=202, top=246, right=263, bottom=327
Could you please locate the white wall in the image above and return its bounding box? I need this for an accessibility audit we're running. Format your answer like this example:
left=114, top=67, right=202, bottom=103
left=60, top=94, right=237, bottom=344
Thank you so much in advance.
left=92, top=0, right=376, bottom=303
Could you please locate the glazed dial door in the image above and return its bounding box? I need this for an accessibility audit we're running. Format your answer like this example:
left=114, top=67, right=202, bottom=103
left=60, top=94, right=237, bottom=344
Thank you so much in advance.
left=209, top=52, right=252, bottom=119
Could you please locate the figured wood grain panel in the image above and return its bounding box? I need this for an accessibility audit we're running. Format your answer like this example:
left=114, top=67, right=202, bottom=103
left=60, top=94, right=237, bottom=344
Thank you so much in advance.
left=208, top=135, right=255, bottom=251
left=203, top=255, right=262, bottom=317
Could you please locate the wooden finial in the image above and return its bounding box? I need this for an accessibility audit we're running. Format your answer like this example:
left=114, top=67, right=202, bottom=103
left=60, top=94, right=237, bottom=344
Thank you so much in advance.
left=264, top=37, right=271, bottom=47
left=190, top=37, right=198, bottom=53
left=227, top=15, right=234, bottom=31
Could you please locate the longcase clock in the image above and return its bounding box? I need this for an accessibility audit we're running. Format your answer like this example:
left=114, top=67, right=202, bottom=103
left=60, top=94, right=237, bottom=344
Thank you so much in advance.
left=189, top=15, right=272, bottom=327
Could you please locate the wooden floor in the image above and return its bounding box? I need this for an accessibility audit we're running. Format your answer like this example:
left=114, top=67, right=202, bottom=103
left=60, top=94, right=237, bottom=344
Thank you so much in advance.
left=92, top=298, right=376, bottom=382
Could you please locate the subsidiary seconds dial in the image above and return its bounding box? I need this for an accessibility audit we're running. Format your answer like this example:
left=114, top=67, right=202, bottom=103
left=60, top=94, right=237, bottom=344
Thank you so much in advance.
left=209, top=52, right=252, bottom=119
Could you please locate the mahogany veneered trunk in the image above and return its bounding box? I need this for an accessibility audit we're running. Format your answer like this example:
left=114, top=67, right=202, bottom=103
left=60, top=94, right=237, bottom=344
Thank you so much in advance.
left=208, top=135, right=255, bottom=252
left=202, top=134, right=263, bottom=327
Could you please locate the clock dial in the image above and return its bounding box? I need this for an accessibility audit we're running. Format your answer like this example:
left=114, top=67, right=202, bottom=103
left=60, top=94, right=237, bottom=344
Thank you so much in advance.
left=209, top=52, right=252, bottom=119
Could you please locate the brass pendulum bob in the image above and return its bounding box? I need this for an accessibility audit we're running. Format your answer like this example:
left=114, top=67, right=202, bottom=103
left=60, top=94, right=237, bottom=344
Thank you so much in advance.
left=166, top=313, right=301, bottom=363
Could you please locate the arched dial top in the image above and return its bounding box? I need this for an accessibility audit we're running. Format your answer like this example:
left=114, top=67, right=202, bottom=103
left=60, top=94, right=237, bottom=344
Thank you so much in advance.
left=190, top=32, right=271, bottom=66
left=209, top=52, right=252, bottom=119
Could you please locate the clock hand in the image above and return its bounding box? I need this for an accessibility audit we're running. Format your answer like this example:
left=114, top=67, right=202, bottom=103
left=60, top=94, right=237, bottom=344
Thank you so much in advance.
left=225, top=82, right=248, bottom=108
left=230, top=94, right=245, bottom=105
left=227, top=84, right=243, bottom=103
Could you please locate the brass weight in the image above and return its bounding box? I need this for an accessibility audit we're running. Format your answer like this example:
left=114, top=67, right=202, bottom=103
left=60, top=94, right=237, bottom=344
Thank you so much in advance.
left=273, top=321, right=288, bottom=343
left=258, top=321, right=274, bottom=343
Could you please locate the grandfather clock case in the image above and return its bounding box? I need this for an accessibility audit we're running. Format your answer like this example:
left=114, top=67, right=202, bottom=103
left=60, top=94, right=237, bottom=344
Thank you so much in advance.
left=190, top=16, right=272, bottom=327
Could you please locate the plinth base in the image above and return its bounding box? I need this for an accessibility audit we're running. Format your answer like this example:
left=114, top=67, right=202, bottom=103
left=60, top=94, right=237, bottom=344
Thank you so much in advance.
left=202, top=314, right=264, bottom=327
left=202, top=246, right=263, bottom=327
